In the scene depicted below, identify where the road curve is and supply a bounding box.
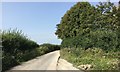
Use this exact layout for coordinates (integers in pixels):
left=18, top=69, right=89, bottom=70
left=9, top=50, right=81, bottom=71
left=11, top=50, right=60, bottom=70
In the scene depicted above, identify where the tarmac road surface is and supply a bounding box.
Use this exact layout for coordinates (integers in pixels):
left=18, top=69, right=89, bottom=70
left=10, top=50, right=82, bottom=71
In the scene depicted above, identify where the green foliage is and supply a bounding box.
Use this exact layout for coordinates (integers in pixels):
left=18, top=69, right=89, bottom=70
left=116, top=5, right=120, bottom=49
left=56, top=2, right=120, bottom=50
left=60, top=2, right=120, bottom=70
left=55, top=2, right=97, bottom=39
left=1, top=29, right=60, bottom=71
left=2, top=53, right=19, bottom=71
left=62, top=30, right=118, bottom=50
left=2, top=29, right=39, bottom=54
left=2, top=29, right=39, bottom=71
left=39, top=43, right=60, bottom=53
left=60, top=48, right=120, bottom=70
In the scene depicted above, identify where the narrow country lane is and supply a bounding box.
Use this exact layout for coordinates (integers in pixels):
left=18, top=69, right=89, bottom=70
left=11, top=50, right=60, bottom=70
left=8, top=50, right=83, bottom=71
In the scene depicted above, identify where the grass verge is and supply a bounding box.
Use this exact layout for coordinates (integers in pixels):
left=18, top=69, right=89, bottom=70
left=60, top=47, right=120, bottom=70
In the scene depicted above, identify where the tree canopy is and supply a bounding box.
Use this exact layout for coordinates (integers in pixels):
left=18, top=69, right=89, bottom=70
left=55, top=2, right=120, bottom=50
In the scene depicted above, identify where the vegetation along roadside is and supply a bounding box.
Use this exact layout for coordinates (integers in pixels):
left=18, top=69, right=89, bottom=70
left=1, top=29, right=60, bottom=71
left=55, top=2, right=120, bottom=70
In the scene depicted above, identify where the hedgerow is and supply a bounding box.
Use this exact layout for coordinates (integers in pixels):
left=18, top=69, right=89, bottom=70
left=1, top=29, right=60, bottom=71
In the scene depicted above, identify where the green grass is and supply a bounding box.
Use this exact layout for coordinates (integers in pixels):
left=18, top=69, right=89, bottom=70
left=60, top=48, right=120, bottom=70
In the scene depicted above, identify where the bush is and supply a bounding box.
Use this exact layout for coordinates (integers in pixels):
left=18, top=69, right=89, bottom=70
left=90, top=30, right=118, bottom=51
left=1, top=29, right=39, bottom=71
left=1, top=29, right=60, bottom=71
left=61, top=30, right=118, bottom=50
left=2, top=29, right=39, bottom=54
left=60, top=48, right=120, bottom=70
left=2, top=53, right=20, bottom=71
left=39, top=43, right=60, bottom=53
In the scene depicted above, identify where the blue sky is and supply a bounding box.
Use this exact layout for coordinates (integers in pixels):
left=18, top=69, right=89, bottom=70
left=2, top=2, right=118, bottom=45
left=3, top=2, right=77, bottom=45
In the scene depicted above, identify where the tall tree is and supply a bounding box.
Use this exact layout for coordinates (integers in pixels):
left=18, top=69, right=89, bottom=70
left=55, top=2, right=97, bottom=39
left=95, top=2, right=118, bottom=31
left=56, top=2, right=119, bottom=49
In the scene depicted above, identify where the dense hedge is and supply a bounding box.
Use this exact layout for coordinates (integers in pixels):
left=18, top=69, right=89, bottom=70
left=2, top=29, right=39, bottom=53
left=1, top=29, right=60, bottom=71
left=61, top=30, right=119, bottom=51
left=39, top=43, right=60, bottom=53
left=1, top=29, right=39, bottom=71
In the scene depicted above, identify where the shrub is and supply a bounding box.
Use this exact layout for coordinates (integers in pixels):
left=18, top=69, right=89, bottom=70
left=2, top=29, right=39, bottom=71
left=2, top=29, right=39, bottom=54
left=61, top=30, right=118, bottom=50
left=2, top=53, right=20, bottom=71
left=60, top=48, right=119, bottom=70
left=2, top=29, right=60, bottom=71
left=39, top=43, right=60, bottom=53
